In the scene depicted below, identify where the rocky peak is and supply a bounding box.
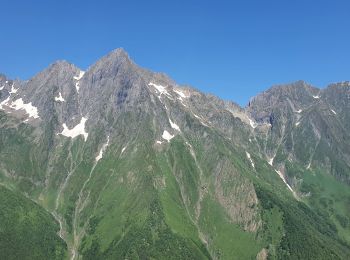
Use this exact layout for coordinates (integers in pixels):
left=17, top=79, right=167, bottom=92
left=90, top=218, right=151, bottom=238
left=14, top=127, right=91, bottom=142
left=249, top=81, right=319, bottom=106
left=247, top=81, right=321, bottom=122
left=85, top=48, right=136, bottom=81
left=49, top=60, right=79, bottom=71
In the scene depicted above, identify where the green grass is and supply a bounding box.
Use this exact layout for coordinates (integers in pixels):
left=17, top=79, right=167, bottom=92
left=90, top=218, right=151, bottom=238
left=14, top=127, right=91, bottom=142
left=0, top=185, right=67, bottom=260
left=299, top=167, right=350, bottom=244
left=1, top=109, right=350, bottom=260
left=255, top=184, right=350, bottom=259
left=199, top=196, right=261, bottom=260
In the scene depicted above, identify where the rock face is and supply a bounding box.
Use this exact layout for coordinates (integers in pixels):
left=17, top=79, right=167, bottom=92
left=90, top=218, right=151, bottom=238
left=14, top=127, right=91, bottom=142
left=0, top=48, right=350, bottom=259
left=247, top=80, right=350, bottom=185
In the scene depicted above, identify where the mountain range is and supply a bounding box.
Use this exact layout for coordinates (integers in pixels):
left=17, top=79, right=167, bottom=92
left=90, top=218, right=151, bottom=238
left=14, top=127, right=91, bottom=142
left=0, top=48, right=350, bottom=259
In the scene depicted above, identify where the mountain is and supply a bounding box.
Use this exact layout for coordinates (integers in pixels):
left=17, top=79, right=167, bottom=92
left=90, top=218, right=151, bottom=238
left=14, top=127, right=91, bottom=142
left=0, top=48, right=350, bottom=260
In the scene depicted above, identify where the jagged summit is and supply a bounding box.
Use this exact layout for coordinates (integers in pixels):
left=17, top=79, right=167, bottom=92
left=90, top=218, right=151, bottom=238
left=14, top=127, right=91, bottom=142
left=96, top=48, right=132, bottom=67
left=107, top=47, right=130, bottom=59
left=86, top=48, right=134, bottom=75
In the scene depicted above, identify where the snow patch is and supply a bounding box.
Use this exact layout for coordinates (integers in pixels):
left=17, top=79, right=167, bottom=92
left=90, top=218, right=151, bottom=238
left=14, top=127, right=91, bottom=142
left=95, top=136, right=110, bottom=162
left=191, top=112, right=209, bottom=126
left=169, top=118, right=180, bottom=131
left=275, top=169, right=294, bottom=192
left=162, top=130, right=174, bottom=142
left=0, top=96, right=10, bottom=110
left=59, top=117, right=88, bottom=141
left=201, top=121, right=209, bottom=127
left=312, top=95, right=320, bottom=99
left=149, top=82, right=167, bottom=93
left=295, top=121, right=300, bottom=126
left=73, top=71, right=85, bottom=81
left=0, top=85, right=4, bottom=91
left=55, top=92, right=65, bottom=102
left=121, top=146, right=127, bottom=154
left=246, top=152, right=255, bottom=168
left=306, top=162, right=311, bottom=170
left=9, top=84, right=18, bottom=94
left=156, top=140, right=163, bottom=145
left=249, top=118, right=257, bottom=128
left=268, top=156, right=274, bottom=166
left=75, top=82, right=80, bottom=93
left=192, top=113, right=201, bottom=119
left=331, top=109, right=337, bottom=115
left=8, top=98, right=39, bottom=119
left=148, top=82, right=174, bottom=104
left=296, top=109, right=302, bottom=113
left=73, top=71, right=85, bottom=93
left=173, top=88, right=190, bottom=101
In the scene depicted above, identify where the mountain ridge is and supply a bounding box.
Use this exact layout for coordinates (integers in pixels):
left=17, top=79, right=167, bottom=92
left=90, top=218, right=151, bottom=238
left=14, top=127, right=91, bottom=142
left=2, top=48, right=348, bottom=111
left=0, top=48, right=350, bottom=259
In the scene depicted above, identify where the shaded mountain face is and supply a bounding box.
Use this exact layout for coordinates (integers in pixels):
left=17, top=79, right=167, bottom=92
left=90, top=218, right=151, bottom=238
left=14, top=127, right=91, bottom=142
left=0, top=49, right=350, bottom=260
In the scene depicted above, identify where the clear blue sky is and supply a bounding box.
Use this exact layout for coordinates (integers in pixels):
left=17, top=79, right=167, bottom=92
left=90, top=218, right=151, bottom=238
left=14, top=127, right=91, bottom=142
left=0, top=0, right=349, bottom=106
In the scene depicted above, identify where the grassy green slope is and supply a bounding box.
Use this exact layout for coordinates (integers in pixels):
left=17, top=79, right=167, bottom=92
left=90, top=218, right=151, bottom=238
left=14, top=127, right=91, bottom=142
left=1, top=109, right=350, bottom=260
left=0, top=185, right=67, bottom=260
left=285, top=162, right=350, bottom=244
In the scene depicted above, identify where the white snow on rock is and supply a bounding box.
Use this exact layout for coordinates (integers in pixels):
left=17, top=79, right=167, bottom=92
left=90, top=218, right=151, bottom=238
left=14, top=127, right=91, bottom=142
left=312, top=95, right=320, bottom=99
left=169, top=118, right=180, bottom=131
left=296, top=109, right=302, bottom=113
left=5, top=81, right=8, bottom=84
left=73, top=70, right=85, bottom=81
left=246, top=152, right=255, bottom=169
left=0, top=96, right=10, bottom=110
left=162, top=130, right=174, bottom=142
left=192, top=113, right=201, bottom=119
left=268, top=156, right=274, bottom=166
left=8, top=98, right=39, bottom=119
left=306, top=162, right=311, bottom=170
left=75, top=82, right=81, bottom=93
left=55, top=92, right=65, bottom=102
left=74, top=71, right=85, bottom=93
left=275, top=169, right=294, bottom=192
left=173, top=88, right=190, bottom=101
left=295, top=121, right=300, bottom=126
left=201, top=120, right=209, bottom=127
left=60, top=117, right=88, bottom=141
left=249, top=118, right=257, bottom=128
left=9, top=84, right=18, bottom=94
left=0, top=85, right=4, bottom=91
left=149, top=82, right=167, bottom=93
left=331, top=109, right=337, bottom=115
left=95, top=136, right=110, bottom=162
left=156, top=140, right=163, bottom=144
left=191, top=112, right=209, bottom=126
left=121, top=146, right=127, bottom=154
left=148, top=82, right=173, bottom=99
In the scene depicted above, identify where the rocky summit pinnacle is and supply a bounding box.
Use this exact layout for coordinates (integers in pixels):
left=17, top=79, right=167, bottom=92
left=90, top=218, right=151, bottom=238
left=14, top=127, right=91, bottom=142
left=86, top=48, right=134, bottom=78
left=0, top=49, right=350, bottom=260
